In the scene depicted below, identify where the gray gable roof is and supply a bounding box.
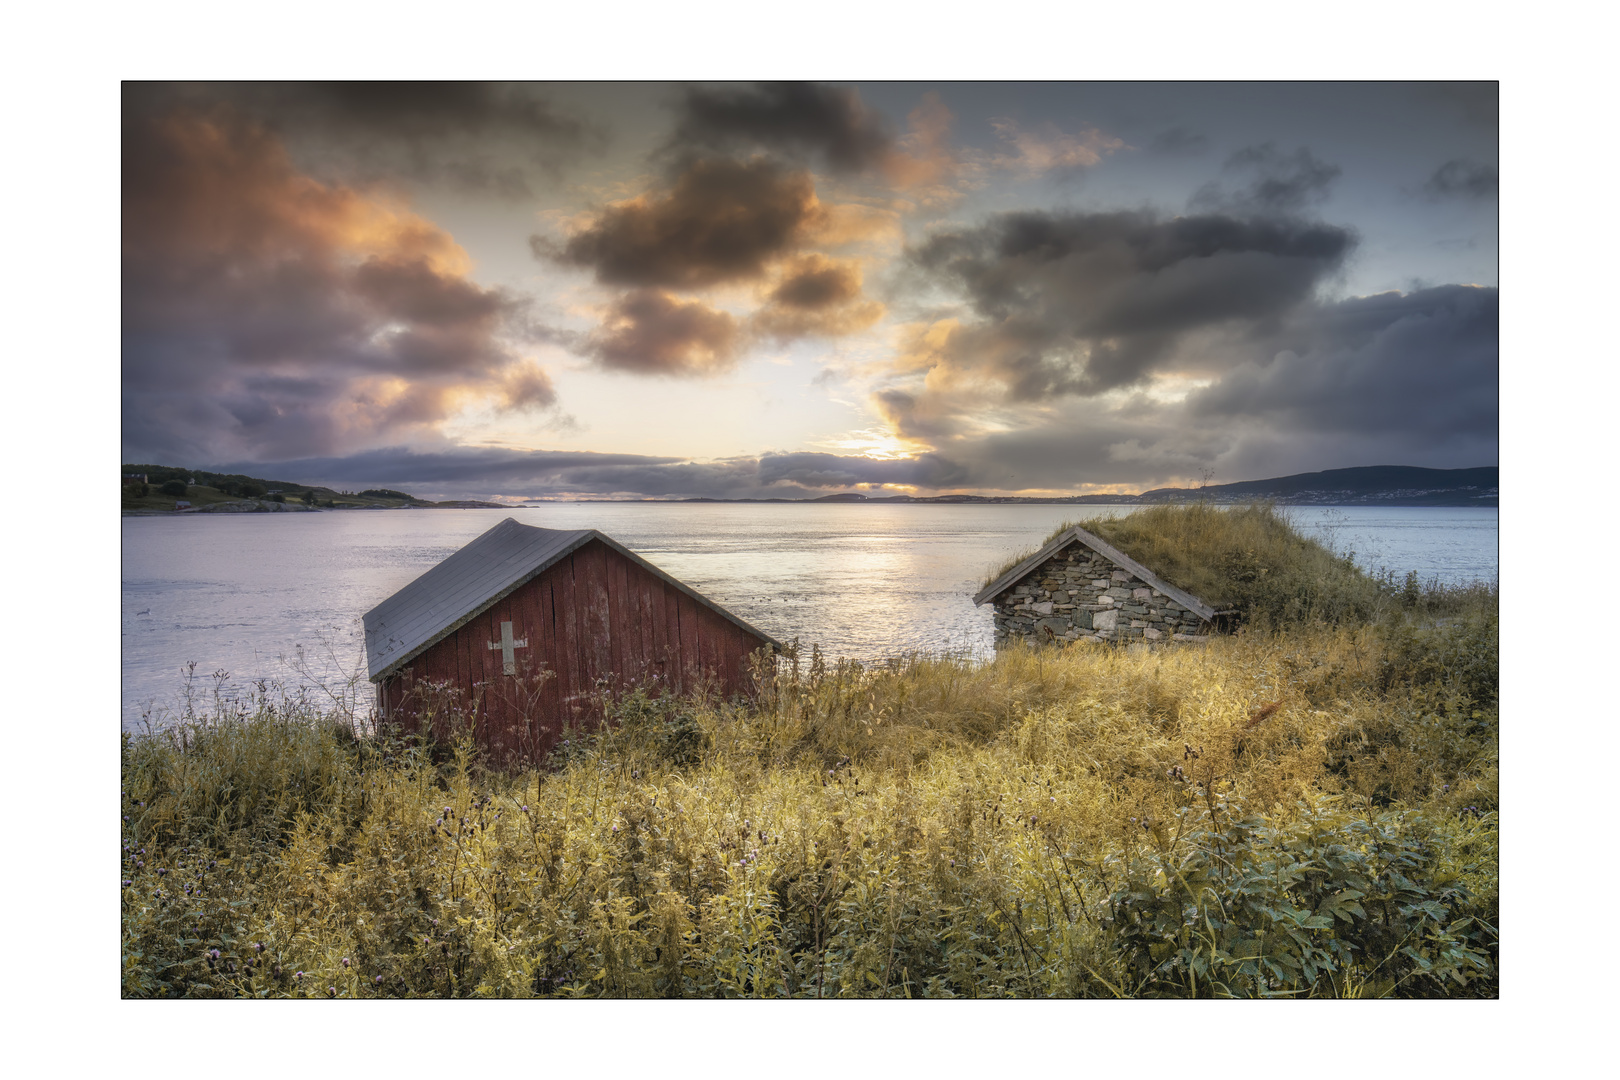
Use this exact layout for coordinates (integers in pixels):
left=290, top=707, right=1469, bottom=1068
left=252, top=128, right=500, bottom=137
left=363, top=517, right=780, bottom=682
left=972, top=524, right=1218, bottom=622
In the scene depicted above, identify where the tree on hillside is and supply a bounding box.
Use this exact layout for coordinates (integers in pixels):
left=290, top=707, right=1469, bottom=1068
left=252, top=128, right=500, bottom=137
left=160, top=480, right=188, bottom=497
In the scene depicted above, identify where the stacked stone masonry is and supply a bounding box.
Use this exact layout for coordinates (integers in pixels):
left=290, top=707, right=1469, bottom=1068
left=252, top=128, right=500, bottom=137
left=992, top=541, right=1210, bottom=647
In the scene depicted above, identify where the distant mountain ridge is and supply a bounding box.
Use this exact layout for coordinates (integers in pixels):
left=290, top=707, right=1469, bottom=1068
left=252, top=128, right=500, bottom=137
left=672, top=465, right=1498, bottom=507
left=126, top=461, right=1498, bottom=508
left=1136, top=465, right=1498, bottom=506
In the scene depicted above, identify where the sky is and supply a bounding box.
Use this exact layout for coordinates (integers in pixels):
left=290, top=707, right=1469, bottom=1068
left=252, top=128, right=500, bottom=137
left=121, top=81, right=1498, bottom=501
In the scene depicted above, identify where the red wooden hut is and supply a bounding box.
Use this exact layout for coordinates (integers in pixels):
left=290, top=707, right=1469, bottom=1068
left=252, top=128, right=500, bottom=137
left=363, top=518, right=780, bottom=764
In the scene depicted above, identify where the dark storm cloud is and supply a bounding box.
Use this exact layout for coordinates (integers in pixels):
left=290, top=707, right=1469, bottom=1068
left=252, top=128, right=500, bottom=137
left=1190, top=285, right=1498, bottom=437
left=873, top=285, right=1499, bottom=495
left=122, top=106, right=558, bottom=464
left=539, top=157, right=824, bottom=289
left=1423, top=158, right=1499, bottom=200
left=585, top=290, right=742, bottom=376
left=1192, top=144, right=1342, bottom=215
left=125, top=83, right=602, bottom=196
left=668, top=82, right=894, bottom=172
left=904, top=208, right=1355, bottom=400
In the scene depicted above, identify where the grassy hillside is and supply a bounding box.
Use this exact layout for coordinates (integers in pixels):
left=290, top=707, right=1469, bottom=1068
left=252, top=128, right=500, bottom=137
left=983, top=502, right=1481, bottom=628
left=121, top=584, right=1497, bottom=998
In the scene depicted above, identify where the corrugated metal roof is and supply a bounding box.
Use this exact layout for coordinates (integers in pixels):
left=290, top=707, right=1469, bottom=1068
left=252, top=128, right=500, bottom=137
left=363, top=517, right=780, bottom=682
left=971, top=524, right=1218, bottom=622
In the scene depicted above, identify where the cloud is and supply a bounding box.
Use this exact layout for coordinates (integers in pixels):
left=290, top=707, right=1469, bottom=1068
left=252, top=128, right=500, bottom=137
left=861, top=285, right=1498, bottom=496
left=125, top=83, right=601, bottom=196
left=856, top=206, right=1476, bottom=496
left=750, top=255, right=884, bottom=340
left=541, top=157, right=829, bottom=289
left=882, top=93, right=963, bottom=200
left=1192, top=144, right=1342, bottom=215
left=122, top=106, right=558, bottom=464
left=201, top=443, right=980, bottom=501
left=668, top=82, right=894, bottom=172
left=755, top=451, right=967, bottom=489
left=584, top=290, right=742, bottom=376
left=1190, top=285, right=1498, bottom=438
left=201, top=279, right=1496, bottom=506
left=983, top=117, right=1126, bottom=176
left=900, top=208, right=1355, bottom=406
left=539, top=155, right=893, bottom=371
left=1423, top=158, right=1498, bottom=200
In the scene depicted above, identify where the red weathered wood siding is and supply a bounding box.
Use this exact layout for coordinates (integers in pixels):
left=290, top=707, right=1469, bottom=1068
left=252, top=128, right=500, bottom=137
left=379, top=538, right=768, bottom=765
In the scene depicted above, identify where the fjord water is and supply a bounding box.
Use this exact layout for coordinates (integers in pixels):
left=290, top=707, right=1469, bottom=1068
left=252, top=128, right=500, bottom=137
left=120, top=503, right=1498, bottom=729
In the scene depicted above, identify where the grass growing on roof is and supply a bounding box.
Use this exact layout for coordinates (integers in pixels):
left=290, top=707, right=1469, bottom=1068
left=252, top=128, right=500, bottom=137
left=981, top=502, right=1424, bottom=627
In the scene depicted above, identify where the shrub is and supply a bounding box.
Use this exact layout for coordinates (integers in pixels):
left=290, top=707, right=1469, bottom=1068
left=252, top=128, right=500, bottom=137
left=1106, top=799, right=1494, bottom=997
left=160, top=480, right=188, bottom=497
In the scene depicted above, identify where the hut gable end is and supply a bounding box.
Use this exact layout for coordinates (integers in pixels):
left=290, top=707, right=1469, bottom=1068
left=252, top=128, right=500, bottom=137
left=363, top=519, right=780, bottom=765
left=974, top=525, right=1218, bottom=648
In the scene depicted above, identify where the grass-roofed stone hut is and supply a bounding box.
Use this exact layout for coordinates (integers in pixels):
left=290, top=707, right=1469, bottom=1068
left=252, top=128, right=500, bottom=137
left=975, top=524, right=1218, bottom=646
left=976, top=503, right=1401, bottom=647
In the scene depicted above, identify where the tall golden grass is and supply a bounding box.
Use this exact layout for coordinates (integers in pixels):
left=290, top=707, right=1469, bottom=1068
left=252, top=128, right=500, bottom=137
left=122, top=602, right=1498, bottom=998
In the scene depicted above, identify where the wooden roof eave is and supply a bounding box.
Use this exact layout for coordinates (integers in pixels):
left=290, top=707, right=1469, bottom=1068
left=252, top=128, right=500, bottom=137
left=368, top=527, right=782, bottom=684
left=972, top=525, right=1218, bottom=623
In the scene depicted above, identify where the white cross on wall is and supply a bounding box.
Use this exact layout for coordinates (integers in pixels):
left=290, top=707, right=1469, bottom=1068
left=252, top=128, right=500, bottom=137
left=487, top=621, right=528, bottom=675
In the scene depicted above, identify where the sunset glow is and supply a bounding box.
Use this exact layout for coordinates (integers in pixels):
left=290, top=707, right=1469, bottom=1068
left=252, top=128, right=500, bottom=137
left=122, top=82, right=1498, bottom=500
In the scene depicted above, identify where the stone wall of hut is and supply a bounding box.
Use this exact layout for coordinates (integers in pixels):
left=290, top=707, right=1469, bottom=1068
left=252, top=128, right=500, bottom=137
left=992, top=542, right=1210, bottom=647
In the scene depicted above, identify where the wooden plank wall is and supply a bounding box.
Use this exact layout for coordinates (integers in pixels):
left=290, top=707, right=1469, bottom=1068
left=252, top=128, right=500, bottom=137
left=382, top=538, right=769, bottom=766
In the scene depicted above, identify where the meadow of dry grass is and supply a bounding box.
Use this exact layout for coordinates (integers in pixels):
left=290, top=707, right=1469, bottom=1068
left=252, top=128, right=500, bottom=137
left=121, top=585, right=1498, bottom=998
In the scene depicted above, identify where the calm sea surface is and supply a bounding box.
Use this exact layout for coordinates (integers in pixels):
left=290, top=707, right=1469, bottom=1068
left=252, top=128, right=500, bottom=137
left=120, top=504, right=1498, bottom=729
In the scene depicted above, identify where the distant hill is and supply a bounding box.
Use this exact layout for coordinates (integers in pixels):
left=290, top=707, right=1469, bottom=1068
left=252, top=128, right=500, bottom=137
left=120, top=463, right=504, bottom=513
left=672, top=465, right=1498, bottom=507
left=1136, top=466, right=1497, bottom=506
left=128, top=461, right=1497, bottom=510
